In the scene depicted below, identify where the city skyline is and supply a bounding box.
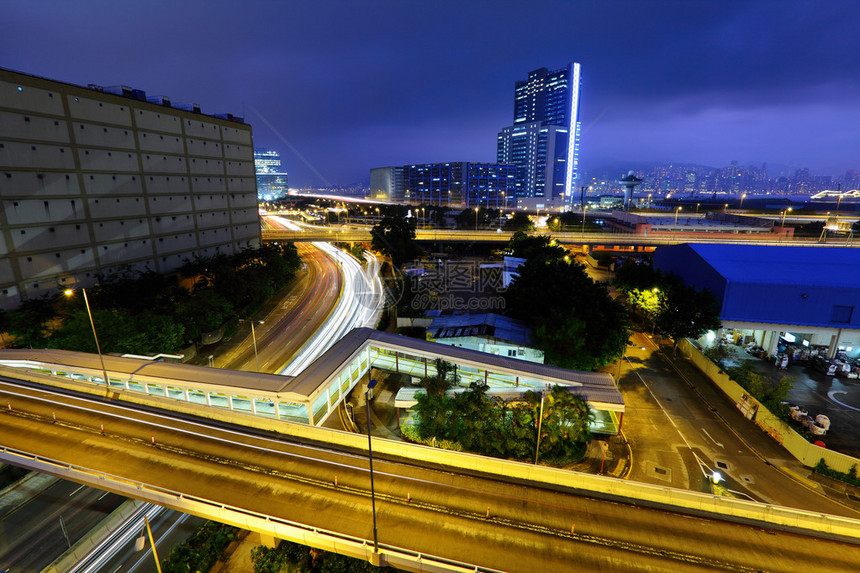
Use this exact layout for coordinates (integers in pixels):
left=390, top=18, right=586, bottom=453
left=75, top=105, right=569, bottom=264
left=3, top=1, right=859, bottom=187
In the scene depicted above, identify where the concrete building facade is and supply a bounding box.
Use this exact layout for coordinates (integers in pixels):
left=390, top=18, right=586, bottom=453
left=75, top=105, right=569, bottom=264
left=0, top=68, right=260, bottom=308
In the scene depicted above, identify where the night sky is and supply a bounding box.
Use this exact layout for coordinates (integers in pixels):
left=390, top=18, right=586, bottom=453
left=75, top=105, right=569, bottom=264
left=3, top=1, right=858, bottom=187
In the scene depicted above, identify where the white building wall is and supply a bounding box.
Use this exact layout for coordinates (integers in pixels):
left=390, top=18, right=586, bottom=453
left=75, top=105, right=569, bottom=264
left=0, top=68, right=261, bottom=308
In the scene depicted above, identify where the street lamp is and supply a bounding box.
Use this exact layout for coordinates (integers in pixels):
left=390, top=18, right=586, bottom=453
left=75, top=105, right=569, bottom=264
left=64, top=288, right=110, bottom=387
left=695, top=203, right=700, bottom=214
left=365, top=378, right=380, bottom=553
left=535, top=389, right=546, bottom=465
left=780, top=207, right=793, bottom=242
left=647, top=193, right=652, bottom=210
left=581, top=205, right=587, bottom=235
left=723, top=203, right=728, bottom=214
left=474, top=207, right=479, bottom=232
left=674, top=206, right=683, bottom=225
left=740, top=193, right=747, bottom=210
left=239, top=319, right=264, bottom=372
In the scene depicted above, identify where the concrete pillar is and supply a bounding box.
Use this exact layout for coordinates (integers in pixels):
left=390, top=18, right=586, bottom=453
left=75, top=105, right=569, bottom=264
left=766, top=331, right=780, bottom=357
left=249, top=531, right=278, bottom=548
left=828, top=329, right=843, bottom=359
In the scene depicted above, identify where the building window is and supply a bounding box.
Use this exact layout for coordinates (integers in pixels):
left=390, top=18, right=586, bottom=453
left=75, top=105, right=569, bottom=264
left=831, top=306, right=854, bottom=324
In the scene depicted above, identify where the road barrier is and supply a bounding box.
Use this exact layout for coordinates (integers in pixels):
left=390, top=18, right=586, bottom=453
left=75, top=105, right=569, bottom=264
left=678, top=338, right=860, bottom=475
left=4, top=365, right=860, bottom=543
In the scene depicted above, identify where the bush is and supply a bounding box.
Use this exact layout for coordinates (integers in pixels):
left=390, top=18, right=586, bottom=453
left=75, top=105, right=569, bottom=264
left=814, top=459, right=860, bottom=487
left=162, top=522, right=239, bottom=573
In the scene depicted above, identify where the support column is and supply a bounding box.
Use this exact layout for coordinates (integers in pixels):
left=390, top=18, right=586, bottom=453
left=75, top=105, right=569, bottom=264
left=828, top=329, right=843, bottom=359
left=766, top=330, right=780, bottom=357
left=250, top=532, right=277, bottom=548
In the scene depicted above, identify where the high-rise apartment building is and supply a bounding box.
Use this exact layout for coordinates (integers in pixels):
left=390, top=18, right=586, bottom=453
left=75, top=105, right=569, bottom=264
left=254, top=148, right=288, bottom=200
left=497, top=63, right=581, bottom=208
left=371, top=162, right=517, bottom=208
left=0, top=68, right=260, bottom=309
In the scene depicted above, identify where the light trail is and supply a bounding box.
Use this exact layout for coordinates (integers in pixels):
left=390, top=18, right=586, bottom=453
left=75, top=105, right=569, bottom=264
left=280, top=242, right=382, bottom=376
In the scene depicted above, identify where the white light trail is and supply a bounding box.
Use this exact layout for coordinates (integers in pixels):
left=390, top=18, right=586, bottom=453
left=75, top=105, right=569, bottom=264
left=279, top=242, right=382, bottom=376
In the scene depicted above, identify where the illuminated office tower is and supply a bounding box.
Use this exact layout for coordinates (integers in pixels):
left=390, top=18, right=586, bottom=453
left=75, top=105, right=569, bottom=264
left=254, top=149, right=289, bottom=200
left=496, top=63, right=581, bottom=208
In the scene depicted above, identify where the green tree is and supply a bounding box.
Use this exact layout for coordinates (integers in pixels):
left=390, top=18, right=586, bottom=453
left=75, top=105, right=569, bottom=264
left=455, top=207, right=496, bottom=229
left=5, top=297, right=55, bottom=347
left=653, top=276, right=722, bottom=351
left=371, top=216, right=424, bottom=268
left=503, top=211, right=535, bottom=232
left=505, top=232, right=564, bottom=260
left=506, top=256, right=629, bottom=370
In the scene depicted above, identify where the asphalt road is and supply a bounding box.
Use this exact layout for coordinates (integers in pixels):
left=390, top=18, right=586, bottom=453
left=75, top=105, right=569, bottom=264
left=2, top=380, right=860, bottom=572
left=217, top=242, right=343, bottom=374
left=0, top=477, right=124, bottom=572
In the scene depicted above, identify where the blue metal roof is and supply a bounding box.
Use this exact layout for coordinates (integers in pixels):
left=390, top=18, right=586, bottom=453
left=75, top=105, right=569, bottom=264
left=683, top=244, right=860, bottom=288
left=428, top=313, right=534, bottom=347
left=654, top=244, right=860, bottom=329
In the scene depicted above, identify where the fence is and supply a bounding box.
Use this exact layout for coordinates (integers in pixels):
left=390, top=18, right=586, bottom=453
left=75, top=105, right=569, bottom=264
left=679, top=338, right=860, bottom=474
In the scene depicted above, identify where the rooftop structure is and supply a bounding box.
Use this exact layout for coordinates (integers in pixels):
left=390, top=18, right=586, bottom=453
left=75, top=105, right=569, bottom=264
left=0, top=327, right=624, bottom=433
left=654, top=243, right=860, bottom=359
left=427, top=312, right=543, bottom=363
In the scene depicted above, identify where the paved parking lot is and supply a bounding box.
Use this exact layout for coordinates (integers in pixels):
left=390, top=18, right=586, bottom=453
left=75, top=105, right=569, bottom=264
left=720, top=344, right=860, bottom=458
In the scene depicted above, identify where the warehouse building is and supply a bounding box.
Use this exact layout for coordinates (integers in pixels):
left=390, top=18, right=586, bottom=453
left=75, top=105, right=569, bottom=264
left=0, top=67, right=260, bottom=309
left=654, top=243, right=860, bottom=361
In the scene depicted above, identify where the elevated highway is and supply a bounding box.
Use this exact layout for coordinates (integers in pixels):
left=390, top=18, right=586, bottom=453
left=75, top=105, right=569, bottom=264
left=1, top=377, right=860, bottom=572
left=262, top=226, right=857, bottom=248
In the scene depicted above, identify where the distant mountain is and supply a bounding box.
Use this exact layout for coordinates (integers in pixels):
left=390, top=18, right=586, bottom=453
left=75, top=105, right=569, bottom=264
left=583, top=161, right=718, bottom=180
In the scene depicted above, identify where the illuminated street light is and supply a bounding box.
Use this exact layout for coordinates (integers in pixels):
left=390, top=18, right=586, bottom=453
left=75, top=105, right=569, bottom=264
left=64, top=288, right=109, bottom=387
left=474, top=207, right=479, bottom=232
left=674, top=206, right=683, bottom=225
left=740, top=193, right=747, bottom=210
left=365, top=378, right=380, bottom=553
left=780, top=207, right=793, bottom=242
left=239, top=318, right=264, bottom=372
left=723, top=203, right=728, bottom=214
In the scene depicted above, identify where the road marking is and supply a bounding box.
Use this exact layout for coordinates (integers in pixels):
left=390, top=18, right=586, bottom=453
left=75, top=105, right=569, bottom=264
left=828, top=390, right=860, bottom=412
left=69, top=484, right=86, bottom=497
left=701, top=428, right=724, bottom=448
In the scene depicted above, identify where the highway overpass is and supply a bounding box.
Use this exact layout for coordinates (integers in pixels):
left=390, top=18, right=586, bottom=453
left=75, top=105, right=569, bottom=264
left=262, top=226, right=857, bottom=248
left=1, top=373, right=860, bottom=572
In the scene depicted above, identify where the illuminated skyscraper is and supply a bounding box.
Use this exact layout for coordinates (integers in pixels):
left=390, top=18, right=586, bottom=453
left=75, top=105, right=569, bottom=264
left=497, top=63, right=581, bottom=208
left=254, top=149, right=289, bottom=200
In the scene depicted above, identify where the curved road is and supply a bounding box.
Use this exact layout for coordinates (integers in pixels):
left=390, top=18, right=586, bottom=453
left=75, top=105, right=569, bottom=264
left=219, top=242, right=344, bottom=374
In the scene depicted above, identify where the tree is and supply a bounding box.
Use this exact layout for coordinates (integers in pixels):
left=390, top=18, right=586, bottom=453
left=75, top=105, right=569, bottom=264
left=6, top=297, right=55, bottom=347
left=371, top=216, right=424, bottom=268
left=505, top=232, right=565, bottom=260
left=503, top=211, right=535, bottom=232
left=454, top=207, right=495, bottom=229
left=505, top=256, right=629, bottom=370
left=653, top=275, right=722, bottom=351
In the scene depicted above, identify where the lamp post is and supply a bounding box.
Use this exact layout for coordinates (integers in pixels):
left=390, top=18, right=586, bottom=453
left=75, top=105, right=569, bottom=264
left=474, top=207, right=479, bottom=232
left=647, top=193, right=652, bottom=210
left=740, top=193, right=747, bottom=210
left=780, top=207, right=793, bottom=242
left=723, top=203, right=728, bottom=214
left=365, top=378, right=379, bottom=553
left=695, top=203, right=700, bottom=214
left=581, top=205, right=587, bottom=235
left=239, top=319, right=264, bottom=372
left=534, top=389, right=545, bottom=465
left=64, top=288, right=109, bottom=387
left=674, top=206, right=683, bottom=225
